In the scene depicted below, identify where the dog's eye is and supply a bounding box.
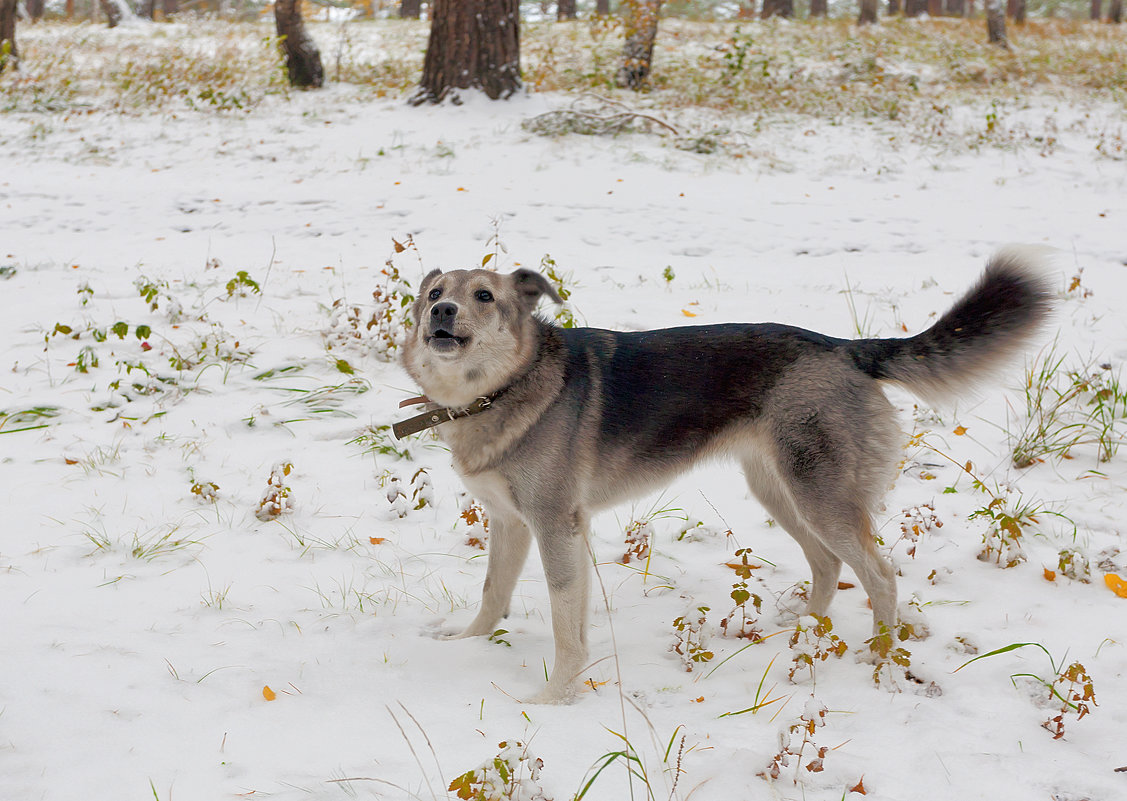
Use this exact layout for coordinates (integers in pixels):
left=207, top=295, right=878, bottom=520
left=428, top=288, right=442, bottom=301
left=474, top=289, right=495, bottom=303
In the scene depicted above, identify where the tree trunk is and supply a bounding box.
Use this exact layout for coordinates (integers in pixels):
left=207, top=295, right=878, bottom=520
left=859, top=0, right=879, bottom=23
left=985, top=0, right=1008, bottom=46
left=162, top=0, right=178, bottom=15
left=928, top=0, right=942, bottom=13
left=761, top=0, right=794, bottom=17
left=275, top=0, right=324, bottom=88
left=557, top=0, right=576, bottom=19
left=1090, top=0, right=1101, bottom=19
left=595, top=0, right=610, bottom=14
left=737, top=0, right=756, bottom=15
left=26, top=0, right=45, bottom=21
left=400, top=0, right=421, bottom=18
left=810, top=0, right=827, bottom=16
left=946, top=0, right=964, bottom=16
left=617, top=0, right=661, bottom=90
left=905, top=0, right=926, bottom=16
left=888, top=0, right=901, bottom=14
left=1110, top=0, right=1123, bottom=22
left=98, top=0, right=125, bottom=27
left=414, top=0, right=521, bottom=104
left=139, top=0, right=155, bottom=18
left=0, top=0, right=16, bottom=74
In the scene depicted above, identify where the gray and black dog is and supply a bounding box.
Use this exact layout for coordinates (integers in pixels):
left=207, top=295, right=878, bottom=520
left=399, top=249, right=1053, bottom=702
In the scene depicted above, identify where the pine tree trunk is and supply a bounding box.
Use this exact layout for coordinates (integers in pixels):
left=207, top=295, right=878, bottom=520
left=400, top=0, right=421, bottom=18
left=762, top=0, right=794, bottom=17
left=414, top=0, right=521, bottom=104
left=888, top=0, right=901, bottom=15
left=557, top=0, right=576, bottom=19
left=27, top=0, right=45, bottom=21
left=859, top=0, right=879, bottom=22
left=810, top=0, right=827, bottom=16
left=275, top=0, right=324, bottom=88
left=1110, top=0, right=1123, bottom=22
left=98, top=0, right=124, bottom=27
left=985, top=0, right=1008, bottom=46
left=0, top=0, right=16, bottom=73
left=1090, top=0, right=1101, bottom=19
left=617, top=0, right=661, bottom=90
left=596, top=0, right=610, bottom=14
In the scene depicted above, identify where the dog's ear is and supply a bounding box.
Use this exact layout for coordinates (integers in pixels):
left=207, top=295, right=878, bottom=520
left=419, top=268, right=443, bottom=292
left=511, top=269, right=563, bottom=313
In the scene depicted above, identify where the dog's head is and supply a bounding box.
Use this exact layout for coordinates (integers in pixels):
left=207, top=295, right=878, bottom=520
left=402, top=267, right=562, bottom=407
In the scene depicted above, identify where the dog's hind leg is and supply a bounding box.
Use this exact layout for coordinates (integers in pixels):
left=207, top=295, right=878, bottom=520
left=527, top=510, right=591, bottom=704
left=453, top=512, right=531, bottom=639
left=742, top=458, right=842, bottom=618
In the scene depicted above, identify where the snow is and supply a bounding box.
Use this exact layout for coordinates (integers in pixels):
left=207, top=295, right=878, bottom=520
left=2, top=67, right=1127, bottom=801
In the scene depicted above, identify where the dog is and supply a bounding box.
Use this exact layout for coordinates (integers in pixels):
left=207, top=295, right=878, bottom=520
left=398, top=249, right=1053, bottom=703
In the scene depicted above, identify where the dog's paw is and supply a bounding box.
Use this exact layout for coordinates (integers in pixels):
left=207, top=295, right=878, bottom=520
left=524, top=684, right=577, bottom=705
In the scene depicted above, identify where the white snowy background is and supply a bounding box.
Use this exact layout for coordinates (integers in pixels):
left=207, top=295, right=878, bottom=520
left=2, top=22, right=1127, bottom=801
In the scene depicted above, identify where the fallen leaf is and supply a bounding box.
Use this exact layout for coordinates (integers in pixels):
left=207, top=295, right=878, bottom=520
left=953, top=425, right=967, bottom=436
left=849, top=776, right=868, bottom=795
left=1043, top=568, right=1057, bottom=582
left=837, top=581, right=855, bottom=590
left=691, top=696, right=704, bottom=703
left=369, top=537, right=386, bottom=545
left=262, top=685, right=276, bottom=701
left=1104, top=573, right=1127, bottom=598
left=681, top=309, right=697, bottom=317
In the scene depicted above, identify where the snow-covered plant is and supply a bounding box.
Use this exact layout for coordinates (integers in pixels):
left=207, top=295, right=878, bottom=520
left=255, top=461, right=294, bottom=522
left=897, top=502, right=942, bottom=558
left=759, top=698, right=831, bottom=783
left=620, top=517, right=653, bottom=565
left=447, top=740, right=550, bottom=801
left=459, top=497, right=490, bottom=550
left=787, top=615, right=847, bottom=684
left=671, top=605, right=713, bottom=671
left=865, top=622, right=914, bottom=690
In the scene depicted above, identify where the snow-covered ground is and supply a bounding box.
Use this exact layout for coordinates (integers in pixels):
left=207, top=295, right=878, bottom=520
left=2, top=74, right=1126, bottom=801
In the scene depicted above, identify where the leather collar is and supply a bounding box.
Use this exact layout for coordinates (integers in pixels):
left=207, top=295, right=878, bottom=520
left=392, top=391, right=503, bottom=439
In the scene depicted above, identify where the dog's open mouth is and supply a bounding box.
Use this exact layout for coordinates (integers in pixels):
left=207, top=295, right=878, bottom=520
left=427, top=329, right=469, bottom=350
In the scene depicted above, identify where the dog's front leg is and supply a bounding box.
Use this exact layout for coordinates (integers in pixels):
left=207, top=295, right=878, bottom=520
left=527, top=511, right=590, bottom=704
left=452, top=512, right=532, bottom=639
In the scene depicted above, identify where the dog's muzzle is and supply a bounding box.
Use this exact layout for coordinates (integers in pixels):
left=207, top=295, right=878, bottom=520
left=426, top=302, right=468, bottom=350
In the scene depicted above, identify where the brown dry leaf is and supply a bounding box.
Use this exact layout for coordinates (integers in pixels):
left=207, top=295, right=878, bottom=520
left=849, top=776, right=868, bottom=795
left=369, top=537, right=387, bottom=545
left=1044, top=568, right=1057, bottom=582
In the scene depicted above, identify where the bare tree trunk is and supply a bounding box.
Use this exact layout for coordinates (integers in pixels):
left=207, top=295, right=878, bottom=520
left=596, top=0, right=610, bottom=14
left=761, top=0, right=794, bottom=17
left=617, top=0, right=661, bottom=90
left=985, top=0, right=1008, bottom=45
left=139, top=0, right=155, bottom=18
left=0, top=0, right=16, bottom=73
left=1110, top=0, right=1123, bottom=21
left=810, top=0, right=827, bottom=16
left=162, top=0, right=178, bottom=15
left=859, top=0, right=879, bottom=23
left=414, top=0, right=521, bottom=103
left=888, top=0, right=901, bottom=14
left=400, top=0, right=421, bottom=18
left=275, top=0, right=324, bottom=88
left=905, top=0, right=926, bottom=16
left=1090, top=0, right=1101, bottom=19
left=946, top=0, right=965, bottom=15
left=26, top=0, right=45, bottom=21
left=557, top=0, right=576, bottom=19
left=98, top=0, right=123, bottom=27
left=1012, top=0, right=1025, bottom=22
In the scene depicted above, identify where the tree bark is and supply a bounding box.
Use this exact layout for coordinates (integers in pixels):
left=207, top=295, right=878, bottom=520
left=617, top=0, right=661, bottom=90
left=904, top=0, right=926, bottom=16
left=98, top=0, right=124, bottom=27
left=810, top=0, right=827, bottom=16
left=859, top=0, right=879, bottom=23
left=888, top=0, right=901, bottom=14
left=946, top=0, right=964, bottom=15
left=400, top=0, right=421, bottom=18
left=761, top=0, right=794, bottom=17
left=985, top=0, right=1008, bottom=46
left=595, top=0, right=610, bottom=14
left=414, top=0, right=521, bottom=104
left=26, top=0, right=45, bottom=21
left=557, top=0, right=576, bottom=19
left=1110, top=0, right=1123, bottom=22
left=1090, top=0, right=1101, bottom=19
left=275, top=0, right=324, bottom=88
left=0, top=0, right=16, bottom=73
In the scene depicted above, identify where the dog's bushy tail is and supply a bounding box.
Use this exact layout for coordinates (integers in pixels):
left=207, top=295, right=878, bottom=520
left=848, top=247, right=1056, bottom=407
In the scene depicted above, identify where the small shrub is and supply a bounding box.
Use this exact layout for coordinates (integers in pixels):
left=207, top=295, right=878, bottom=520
left=671, top=605, right=713, bottom=671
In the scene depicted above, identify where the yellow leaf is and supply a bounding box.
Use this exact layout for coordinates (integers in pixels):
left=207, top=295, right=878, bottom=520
left=953, top=425, right=967, bottom=436
left=681, top=309, right=697, bottom=317
left=392, top=238, right=406, bottom=253
left=1043, top=568, right=1056, bottom=582
left=1105, top=573, right=1127, bottom=598
left=262, top=685, right=277, bottom=701
left=369, top=537, right=387, bottom=545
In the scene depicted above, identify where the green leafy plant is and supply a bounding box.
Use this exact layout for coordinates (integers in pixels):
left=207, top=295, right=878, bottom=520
left=671, top=605, right=713, bottom=671
left=448, top=740, right=549, bottom=801
left=720, top=547, right=764, bottom=641
left=787, top=615, right=848, bottom=683
left=957, top=642, right=1097, bottom=740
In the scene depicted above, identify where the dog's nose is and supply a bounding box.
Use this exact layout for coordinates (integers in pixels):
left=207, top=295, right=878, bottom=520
left=430, top=302, right=458, bottom=326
